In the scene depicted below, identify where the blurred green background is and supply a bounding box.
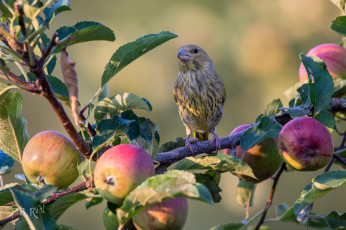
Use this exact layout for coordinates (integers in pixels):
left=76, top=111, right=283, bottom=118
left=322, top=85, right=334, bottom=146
left=3, top=0, right=346, bottom=229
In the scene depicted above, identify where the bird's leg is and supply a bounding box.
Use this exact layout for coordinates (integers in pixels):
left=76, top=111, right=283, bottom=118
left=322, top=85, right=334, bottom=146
left=185, top=126, right=198, bottom=152
left=209, top=128, right=221, bottom=153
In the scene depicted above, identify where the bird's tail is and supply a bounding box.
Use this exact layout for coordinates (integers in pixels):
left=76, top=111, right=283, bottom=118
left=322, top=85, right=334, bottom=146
left=194, top=132, right=209, bottom=141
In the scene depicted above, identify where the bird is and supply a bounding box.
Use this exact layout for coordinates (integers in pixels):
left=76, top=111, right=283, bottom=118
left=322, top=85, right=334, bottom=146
left=173, top=44, right=226, bottom=152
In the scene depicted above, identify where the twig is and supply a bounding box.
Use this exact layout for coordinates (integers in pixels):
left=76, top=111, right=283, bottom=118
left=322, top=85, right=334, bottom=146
left=0, top=180, right=91, bottom=226
left=39, top=32, right=57, bottom=64
left=30, top=63, right=91, bottom=157
left=333, top=154, right=346, bottom=166
left=2, top=71, right=40, bottom=93
left=254, top=163, right=286, bottom=230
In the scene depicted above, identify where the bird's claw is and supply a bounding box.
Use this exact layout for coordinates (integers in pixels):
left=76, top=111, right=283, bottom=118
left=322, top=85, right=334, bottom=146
left=185, top=138, right=199, bottom=152
left=209, top=133, right=220, bottom=153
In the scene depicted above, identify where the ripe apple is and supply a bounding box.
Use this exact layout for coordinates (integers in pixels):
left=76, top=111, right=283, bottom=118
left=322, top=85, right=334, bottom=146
left=277, top=117, right=334, bottom=171
left=132, top=197, right=188, bottom=230
left=94, top=144, right=155, bottom=205
left=299, top=43, right=346, bottom=81
left=224, top=124, right=283, bottom=183
left=21, top=131, right=82, bottom=189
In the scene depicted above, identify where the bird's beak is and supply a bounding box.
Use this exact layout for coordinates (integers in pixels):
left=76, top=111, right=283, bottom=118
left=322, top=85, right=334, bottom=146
left=177, top=49, right=191, bottom=62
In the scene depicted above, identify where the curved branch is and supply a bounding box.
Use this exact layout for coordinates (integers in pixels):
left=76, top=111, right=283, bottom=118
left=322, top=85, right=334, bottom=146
left=30, top=63, right=91, bottom=157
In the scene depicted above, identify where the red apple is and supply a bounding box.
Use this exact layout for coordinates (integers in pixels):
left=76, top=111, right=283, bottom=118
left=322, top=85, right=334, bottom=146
left=299, top=43, right=346, bottom=81
left=277, top=117, right=334, bottom=171
left=21, top=131, right=82, bottom=189
left=132, top=197, right=188, bottom=230
left=94, top=144, right=155, bottom=205
left=225, top=124, right=283, bottom=183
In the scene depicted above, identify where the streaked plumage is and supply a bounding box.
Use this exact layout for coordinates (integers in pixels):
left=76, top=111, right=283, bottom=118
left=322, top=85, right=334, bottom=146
left=173, top=45, right=226, bottom=151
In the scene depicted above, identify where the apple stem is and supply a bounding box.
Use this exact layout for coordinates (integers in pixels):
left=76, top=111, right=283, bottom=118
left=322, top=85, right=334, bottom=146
left=37, top=175, right=46, bottom=185
left=106, top=175, right=115, bottom=185
left=254, top=162, right=286, bottom=230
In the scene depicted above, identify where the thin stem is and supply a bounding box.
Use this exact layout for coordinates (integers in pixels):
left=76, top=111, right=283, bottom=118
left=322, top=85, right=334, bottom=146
left=333, top=154, right=346, bottom=166
left=40, top=32, right=57, bottom=64
left=255, top=163, right=286, bottom=230
left=14, top=61, right=30, bottom=82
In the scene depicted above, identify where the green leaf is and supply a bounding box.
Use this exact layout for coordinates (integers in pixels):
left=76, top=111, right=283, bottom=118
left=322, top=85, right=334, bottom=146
left=314, top=107, right=335, bottom=131
left=331, top=16, right=346, bottom=35
left=264, top=98, right=283, bottom=116
left=19, top=73, right=71, bottom=108
left=276, top=203, right=290, bottom=218
left=195, top=173, right=222, bottom=203
left=277, top=206, right=297, bottom=222
left=280, top=106, right=310, bottom=118
left=0, top=150, right=14, bottom=175
left=136, top=117, right=160, bottom=158
left=240, top=115, right=282, bottom=153
left=0, top=92, right=29, bottom=162
left=10, top=185, right=58, bottom=230
left=53, top=21, right=115, bottom=53
left=174, top=154, right=256, bottom=180
left=46, top=55, right=57, bottom=75
left=0, top=187, right=15, bottom=206
left=0, top=81, right=16, bottom=102
left=48, top=193, right=87, bottom=220
left=32, top=185, right=57, bottom=202
left=47, top=74, right=71, bottom=107
left=85, top=196, right=103, bottom=209
left=43, top=0, right=71, bottom=25
left=92, top=116, right=135, bottom=152
left=323, top=211, right=346, bottom=229
left=299, top=54, right=334, bottom=115
left=98, top=85, right=109, bottom=102
left=210, top=223, right=244, bottom=230
left=94, top=92, right=152, bottom=122
left=294, top=171, right=346, bottom=216
left=103, top=204, right=119, bottom=230
left=101, top=31, right=177, bottom=87
left=236, top=180, right=256, bottom=208
left=117, top=170, right=212, bottom=224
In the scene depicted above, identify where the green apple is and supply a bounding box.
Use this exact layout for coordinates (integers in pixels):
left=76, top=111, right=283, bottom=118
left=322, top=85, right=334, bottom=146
left=225, top=124, right=283, bottom=183
left=94, top=144, right=155, bottom=205
left=22, top=131, right=82, bottom=189
left=133, top=198, right=188, bottom=230
left=277, top=117, right=334, bottom=171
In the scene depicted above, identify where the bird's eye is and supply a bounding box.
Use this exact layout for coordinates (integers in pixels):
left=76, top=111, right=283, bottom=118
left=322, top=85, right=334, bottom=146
left=193, top=48, right=199, bottom=54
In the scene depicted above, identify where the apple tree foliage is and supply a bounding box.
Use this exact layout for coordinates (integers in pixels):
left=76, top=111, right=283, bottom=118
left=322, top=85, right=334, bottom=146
left=0, top=0, right=345, bottom=229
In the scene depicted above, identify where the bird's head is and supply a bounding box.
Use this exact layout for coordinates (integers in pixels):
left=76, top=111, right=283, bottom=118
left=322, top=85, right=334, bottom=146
left=177, top=45, right=213, bottom=72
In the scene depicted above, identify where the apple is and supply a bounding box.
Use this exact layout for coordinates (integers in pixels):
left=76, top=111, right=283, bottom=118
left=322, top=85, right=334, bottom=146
left=132, top=197, right=188, bottom=230
left=94, top=144, right=155, bottom=205
left=277, top=117, right=334, bottom=171
left=224, top=124, right=283, bottom=183
left=21, top=131, right=82, bottom=189
left=299, top=43, right=346, bottom=81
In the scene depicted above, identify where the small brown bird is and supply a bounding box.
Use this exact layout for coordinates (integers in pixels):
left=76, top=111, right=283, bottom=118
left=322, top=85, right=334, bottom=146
left=173, top=44, right=226, bottom=152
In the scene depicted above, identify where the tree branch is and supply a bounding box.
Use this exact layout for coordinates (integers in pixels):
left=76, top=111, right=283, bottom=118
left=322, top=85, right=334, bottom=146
left=154, top=130, right=245, bottom=165
left=29, top=63, right=91, bottom=157
left=255, top=163, right=287, bottom=230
